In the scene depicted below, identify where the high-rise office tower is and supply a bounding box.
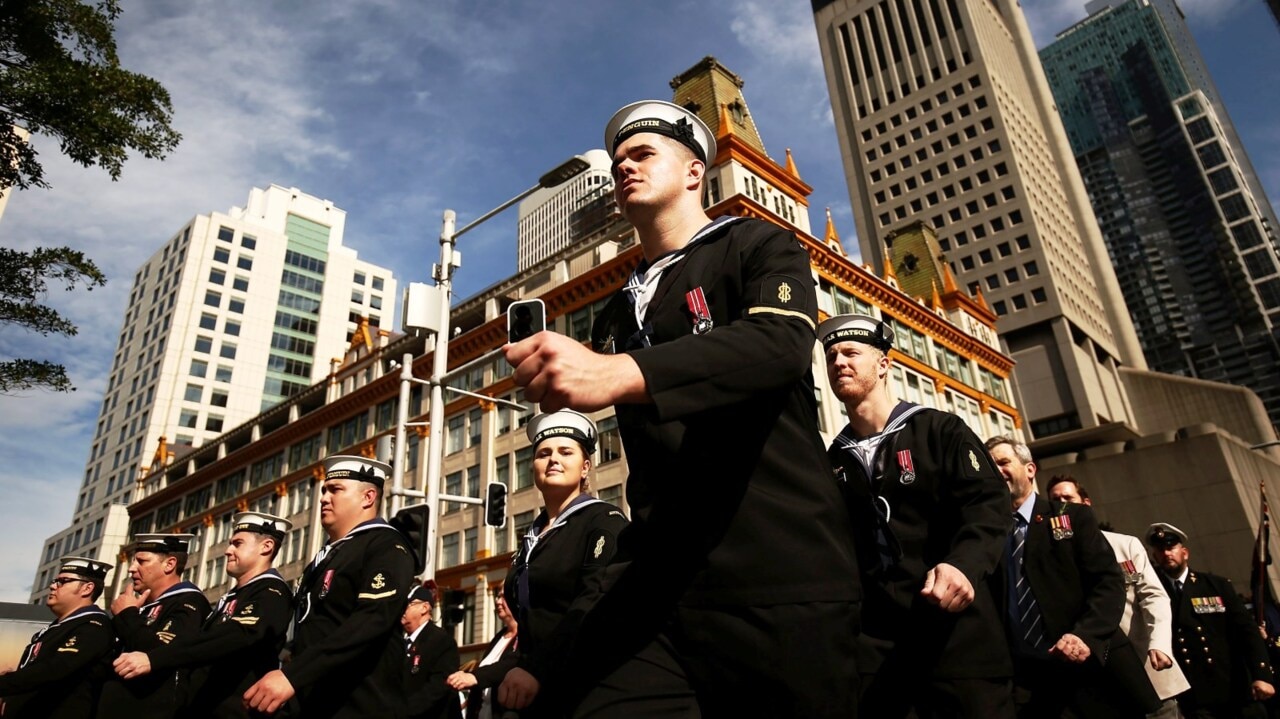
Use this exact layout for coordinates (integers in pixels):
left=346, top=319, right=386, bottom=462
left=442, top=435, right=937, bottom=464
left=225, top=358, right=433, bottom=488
left=27, top=185, right=396, bottom=601
left=812, top=0, right=1148, bottom=438
left=516, top=150, right=615, bottom=271
left=1040, top=0, right=1280, bottom=421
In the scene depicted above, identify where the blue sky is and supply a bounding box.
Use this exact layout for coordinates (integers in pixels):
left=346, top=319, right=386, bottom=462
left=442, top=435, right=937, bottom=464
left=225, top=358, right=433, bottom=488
left=0, top=0, right=1276, bottom=601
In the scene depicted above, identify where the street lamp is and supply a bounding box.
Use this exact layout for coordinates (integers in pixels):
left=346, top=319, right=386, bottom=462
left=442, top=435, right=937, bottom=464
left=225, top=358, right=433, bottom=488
left=390, top=154, right=591, bottom=580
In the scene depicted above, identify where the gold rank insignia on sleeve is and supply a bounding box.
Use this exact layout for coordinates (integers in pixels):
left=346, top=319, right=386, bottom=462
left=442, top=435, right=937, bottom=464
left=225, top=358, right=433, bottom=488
left=968, top=449, right=980, bottom=471
left=156, top=631, right=176, bottom=644
left=358, top=573, right=396, bottom=600
left=593, top=536, right=606, bottom=559
left=777, top=282, right=792, bottom=303
left=232, top=617, right=261, bottom=625
left=242, top=603, right=255, bottom=615
left=57, top=636, right=79, bottom=652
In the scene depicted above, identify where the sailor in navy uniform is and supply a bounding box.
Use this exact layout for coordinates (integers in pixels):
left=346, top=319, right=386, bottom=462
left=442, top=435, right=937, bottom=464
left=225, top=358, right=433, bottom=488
left=400, top=584, right=462, bottom=719
left=505, top=100, right=860, bottom=718
left=113, top=512, right=295, bottom=718
left=496, top=410, right=627, bottom=718
left=99, top=533, right=211, bottom=718
left=1147, top=522, right=1275, bottom=717
left=821, top=314, right=1015, bottom=718
left=243, top=456, right=415, bottom=718
left=0, top=557, right=115, bottom=718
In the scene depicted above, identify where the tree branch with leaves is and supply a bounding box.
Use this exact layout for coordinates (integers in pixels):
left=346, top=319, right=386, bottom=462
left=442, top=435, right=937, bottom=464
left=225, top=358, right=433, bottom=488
left=0, top=0, right=179, bottom=392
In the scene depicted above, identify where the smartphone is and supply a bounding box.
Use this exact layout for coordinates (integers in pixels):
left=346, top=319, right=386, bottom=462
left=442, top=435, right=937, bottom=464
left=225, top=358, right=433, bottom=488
left=507, top=298, right=546, bottom=344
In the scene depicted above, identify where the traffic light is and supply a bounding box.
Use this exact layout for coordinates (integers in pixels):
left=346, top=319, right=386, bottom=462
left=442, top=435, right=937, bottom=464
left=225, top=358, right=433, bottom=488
left=485, top=482, right=508, bottom=528
left=441, top=589, right=467, bottom=627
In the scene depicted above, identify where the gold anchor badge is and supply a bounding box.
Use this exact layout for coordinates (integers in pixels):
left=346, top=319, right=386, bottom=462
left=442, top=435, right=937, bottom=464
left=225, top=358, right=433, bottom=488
left=371, top=573, right=386, bottom=590
left=968, top=449, right=980, bottom=471
left=593, top=536, right=606, bottom=559
left=777, top=282, right=792, bottom=303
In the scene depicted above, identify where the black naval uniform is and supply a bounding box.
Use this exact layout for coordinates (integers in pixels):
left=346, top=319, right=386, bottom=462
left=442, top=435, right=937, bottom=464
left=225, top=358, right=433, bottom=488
left=283, top=518, right=415, bottom=719
left=504, top=494, right=627, bottom=719
left=402, top=621, right=463, bottom=719
left=1160, top=568, right=1274, bottom=717
left=0, top=605, right=115, bottom=719
left=145, top=569, right=293, bottom=718
left=584, top=216, right=861, bottom=717
left=99, top=580, right=211, bottom=718
left=1003, top=497, right=1157, bottom=718
left=829, top=401, right=1014, bottom=717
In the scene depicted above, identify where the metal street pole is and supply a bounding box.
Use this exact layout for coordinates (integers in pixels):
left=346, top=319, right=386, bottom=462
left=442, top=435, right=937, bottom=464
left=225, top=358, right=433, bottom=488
left=414, top=154, right=591, bottom=581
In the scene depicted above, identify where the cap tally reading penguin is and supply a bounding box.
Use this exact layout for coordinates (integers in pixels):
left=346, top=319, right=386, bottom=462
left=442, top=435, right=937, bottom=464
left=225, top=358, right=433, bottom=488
left=605, top=100, right=716, bottom=164
left=527, top=409, right=598, bottom=456
left=817, top=313, right=895, bottom=353
left=131, top=533, right=195, bottom=554
left=322, top=455, right=391, bottom=488
left=57, top=556, right=112, bottom=583
left=232, top=511, right=292, bottom=541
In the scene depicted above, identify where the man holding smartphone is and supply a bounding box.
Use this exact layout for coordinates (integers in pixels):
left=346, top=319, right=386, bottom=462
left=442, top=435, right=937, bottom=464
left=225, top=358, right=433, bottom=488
left=503, top=100, right=860, bottom=717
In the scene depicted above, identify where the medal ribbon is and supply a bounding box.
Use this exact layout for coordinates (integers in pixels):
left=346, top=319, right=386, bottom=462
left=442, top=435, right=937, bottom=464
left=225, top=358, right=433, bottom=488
left=685, top=287, right=711, bottom=324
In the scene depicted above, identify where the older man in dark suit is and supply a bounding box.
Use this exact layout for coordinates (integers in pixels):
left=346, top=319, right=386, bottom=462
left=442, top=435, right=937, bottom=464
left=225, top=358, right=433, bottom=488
left=987, top=436, right=1159, bottom=718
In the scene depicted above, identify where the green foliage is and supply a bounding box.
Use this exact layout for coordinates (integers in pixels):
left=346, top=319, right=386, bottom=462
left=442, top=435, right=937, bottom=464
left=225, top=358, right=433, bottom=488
left=0, top=246, right=105, bottom=392
left=0, top=0, right=181, bottom=190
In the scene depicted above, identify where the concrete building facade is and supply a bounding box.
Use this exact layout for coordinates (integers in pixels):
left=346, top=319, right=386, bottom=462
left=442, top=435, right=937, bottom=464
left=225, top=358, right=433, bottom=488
left=27, top=186, right=395, bottom=601
left=516, top=150, right=615, bottom=271
left=812, top=0, right=1148, bottom=440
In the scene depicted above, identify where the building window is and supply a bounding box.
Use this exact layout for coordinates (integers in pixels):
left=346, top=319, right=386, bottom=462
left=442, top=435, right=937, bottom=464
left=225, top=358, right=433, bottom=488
left=372, top=276, right=384, bottom=291
left=225, top=320, right=241, bottom=336
left=217, top=226, right=234, bottom=243
left=354, top=271, right=366, bottom=285
left=190, top=360, right=208, bottom=378
left=206, top=416, right=224, bottom=432
left=194, top=335, right=213, bottom=353
left=598, top=416, right=622, bottom=464
left=215, top=365, right=233, bottom=382
left=179, top=410, right=198, bottom=428
left=228, top=298, right=245, bottom=314
left=446, top=415, right=465, bottom=454
left=204, top=291, right=221, bottom=308
left=213, top=247, right=230, bottom=264
left=220, top=343, right=237, bottom=360
left=233, top=276, right=249, bottom=292
left=184, top=384, right=202, bottom=403
left=241, top=235, right=257, bottom=249
left=209, top=268, right=225, bottom=285
left=210, top=391, right=228, bottom=408
left=515, top=446, right=534, bottom=490
left=441, top=532, right=459, bottom=567
left=237, top=255, right=253, bottom=271
left=199, top=313, right=217, bottom=330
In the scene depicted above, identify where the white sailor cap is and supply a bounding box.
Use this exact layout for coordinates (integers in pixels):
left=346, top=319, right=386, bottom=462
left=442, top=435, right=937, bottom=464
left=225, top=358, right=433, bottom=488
left=132, top=533, right=195, bottom=554
left=1145, top=522, right=1189, bottom=548
left=232, top=511, right=292, bottom=540
left=527, top=410, right=597, bottom=455
left=57, top=556, right=112, bottom=582
left=817, top=313, right=894, bottom=352
left=322, top=455, right=391, bottom=488
left=605, top=100, right=716, bottom=163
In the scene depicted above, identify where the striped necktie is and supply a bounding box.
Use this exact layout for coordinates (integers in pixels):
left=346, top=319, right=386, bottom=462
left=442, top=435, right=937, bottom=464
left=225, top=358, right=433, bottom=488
left=1010, top=513, right=1049, bottom=651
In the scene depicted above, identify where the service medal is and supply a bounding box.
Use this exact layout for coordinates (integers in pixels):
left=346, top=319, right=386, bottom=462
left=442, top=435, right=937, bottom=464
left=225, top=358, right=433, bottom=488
left=411, top=654, right=421, bottom=674
left=320, top=569, right=334, bottom=599
left=685, top=287, right=714, bottom=335
left=1049, top=514, right=1074, bottom=540
left=146, top=605, right=162, bottom=625
left=896, top=449, right=916, bottom=485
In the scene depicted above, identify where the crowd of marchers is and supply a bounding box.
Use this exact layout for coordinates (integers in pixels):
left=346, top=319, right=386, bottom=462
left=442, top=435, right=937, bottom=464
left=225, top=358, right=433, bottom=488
left=3, top=98, right=1278, bottom=719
